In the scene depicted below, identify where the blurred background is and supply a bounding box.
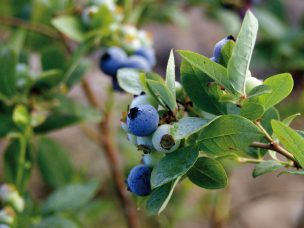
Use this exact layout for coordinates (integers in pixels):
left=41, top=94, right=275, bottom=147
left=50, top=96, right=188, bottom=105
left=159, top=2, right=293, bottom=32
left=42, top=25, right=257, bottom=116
left=0, top=0, right=304, bottom=227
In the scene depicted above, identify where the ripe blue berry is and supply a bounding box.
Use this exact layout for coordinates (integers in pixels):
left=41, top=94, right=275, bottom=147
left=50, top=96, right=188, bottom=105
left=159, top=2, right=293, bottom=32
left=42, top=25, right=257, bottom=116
left=134, top=47, right=156, bottom=66
left=127, top=104, right=159, bottom=136
left=121, top=55, right=151, bottom=72
left=100, top=47, right=127, bottom=77
left=213, top=35, right=235, bottom=62
left=152, top=124, right=180, bottom=153
left=130, top=94, right=158, bottom=109
left=126, top=165, right=152, bottom=196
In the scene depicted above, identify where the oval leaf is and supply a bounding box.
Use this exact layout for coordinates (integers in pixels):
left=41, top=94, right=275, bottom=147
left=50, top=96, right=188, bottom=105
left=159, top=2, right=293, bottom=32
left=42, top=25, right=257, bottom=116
left=259, top=73, right=293, bottom=110
left=188, top=157, right=228, bottom=189
left=197, top=115, right=263, bottom=155
left=271, top=120, right=304, bottom=168
left=252, top=160, right=284, bottom=178
left=151, top=146, right=199, bottom=189
left=171, top=117, right=208, bottom=140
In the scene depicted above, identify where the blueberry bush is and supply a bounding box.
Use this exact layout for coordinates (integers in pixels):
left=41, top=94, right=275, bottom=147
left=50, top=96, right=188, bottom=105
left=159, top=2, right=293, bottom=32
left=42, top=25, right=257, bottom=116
left=0, top=0, right=303, bottom=227
left=119, top=11, right=304, bottom=215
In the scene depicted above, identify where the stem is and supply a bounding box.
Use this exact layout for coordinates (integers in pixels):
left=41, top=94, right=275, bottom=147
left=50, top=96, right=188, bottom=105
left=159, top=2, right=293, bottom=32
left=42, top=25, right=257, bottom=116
left=254, top=121, right=272, bottom=142
left=81, top=80, right=140, bottom=228
left=16, top=136, right=27, bottom=192
left=253, top=121, right=300, bottom=168
left=250, top=142, right=299, bottom=168
left=0, top=16, right=59, bottom=38
left=57, top=32, right=139, bottom=228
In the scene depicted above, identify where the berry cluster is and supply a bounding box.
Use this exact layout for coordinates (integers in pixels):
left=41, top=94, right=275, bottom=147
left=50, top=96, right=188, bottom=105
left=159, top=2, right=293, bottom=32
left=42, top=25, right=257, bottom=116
left=81, top=0, right=156, bottom=91
left=121, top=34, right=265, bottom=199
left=0, top=184, right=24, bottom=226
left=99, top=46, right=155, bottom=90
left=121, top=86, right=184, bottom=196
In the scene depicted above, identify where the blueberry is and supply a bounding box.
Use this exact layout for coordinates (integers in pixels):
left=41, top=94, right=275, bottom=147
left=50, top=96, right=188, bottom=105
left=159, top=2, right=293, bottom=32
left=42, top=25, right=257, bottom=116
left=245, top=77, right=262, bottom=94
left=121, top=55, right=151, bottom=72
left=99, top=47, right=127, bottom=77
left=126, top=165, right=152, bottom=196
left=152, top=124, right=180, bottom=153
left=142, top=152, right=164, bottom=168
left=127, top=104, right=159, bottom=136
left=130, top=94, right=158, bottom=109
left=134, top=47, right=156, bottom=66
left=213, top=35, right=235, bottom=62
left=137, top=136, right=154, bottom=152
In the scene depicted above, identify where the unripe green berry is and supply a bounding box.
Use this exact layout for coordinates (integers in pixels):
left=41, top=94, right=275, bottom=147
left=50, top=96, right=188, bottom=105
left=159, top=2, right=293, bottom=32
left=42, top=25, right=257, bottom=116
left=245, top=77, right=262, bottom=94
left=152, top=124, right=180, bottom=153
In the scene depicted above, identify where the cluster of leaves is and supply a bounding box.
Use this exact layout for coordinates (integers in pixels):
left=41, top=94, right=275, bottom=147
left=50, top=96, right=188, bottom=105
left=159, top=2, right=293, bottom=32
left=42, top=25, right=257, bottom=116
left=118, top=11, right=304, bottom=215
left=0, top=41, right=104, bottom=226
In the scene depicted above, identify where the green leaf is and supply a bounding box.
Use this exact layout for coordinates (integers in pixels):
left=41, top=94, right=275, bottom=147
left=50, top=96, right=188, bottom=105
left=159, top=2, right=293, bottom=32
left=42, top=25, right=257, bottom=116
left=117, top=69, right=145, bottom=95
left=227, top=10, right=258, bottom=95
left=146, top=177, right=180, bottom=215
left=34, top=96, right=102, bottom=133
left=282, top=113, right=300, bottom=126
left=6, top=30, right=26, bottom=58
left=33, top=215, right=79, bottom=228
left=187, top=157, right=228, bottom=189
left=278, top=170, right=304, bottom=176
left=259, top=73, right=293, bottom=110
left=0, top=113, right=15, bottom=137
left=66, top=59, right=91, bottom=88
left=146, top=79, right=176, bottom=111
left=252, top=160, right=284, bottom=178
left=171, top=117, right=208, bottom=140
left=197, top=115, right=263, bottom=156
left=247, top=84, right=272, bottom=98
left=219, top=40, right=235, bottom=66
left=0, top=48, right=17, bottom=98
left=180, top=60, right=226, bottom=115
left=32, top=69, right=64, bottom=90
left=4, top=138, right=33, bottom=189
left=178, top=50, right=232, bottom=93
left=151, top=146, right=199, bottom=188
left=271, top=120, right=304, bottom=168
left=240, top=102, right=264, bottom=120
left=165, top=50, right=176, bottom=99
left=37, top=137, right=74, bottom=188
left=42, top=181, right=100, bottom=213
left=52, top=16, right=85, bottom=42
left=34, top=115, right=81, bottom=133
left=41, top=47, right=66, bottom=71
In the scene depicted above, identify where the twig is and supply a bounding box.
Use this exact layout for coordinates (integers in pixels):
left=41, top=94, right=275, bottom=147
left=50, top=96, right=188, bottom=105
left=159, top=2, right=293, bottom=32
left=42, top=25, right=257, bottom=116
left=253, top=121, right=300, bottom=168
left=0, top=16, right=59, bottom=39
left=58, top=32, right=140, bottom=228
left=81, top=79, right=140, bottom=228
left=250, top=141, right=299, bottom=168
